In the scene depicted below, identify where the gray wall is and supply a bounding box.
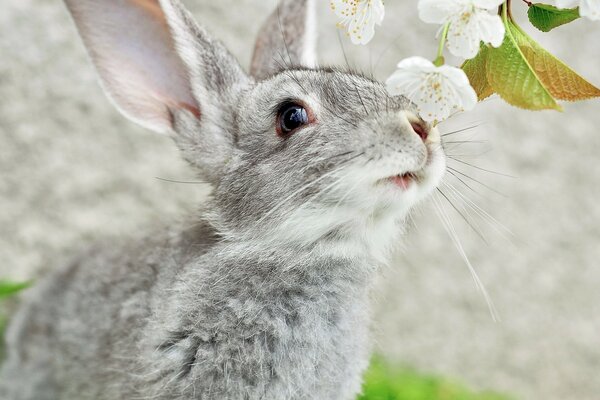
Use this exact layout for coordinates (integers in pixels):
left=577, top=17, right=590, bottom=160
left=1, top=1, right=599, bottom=399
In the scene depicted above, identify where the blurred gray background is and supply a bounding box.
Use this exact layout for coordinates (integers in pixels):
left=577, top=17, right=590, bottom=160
left=1, top=1, right=599, bottom=399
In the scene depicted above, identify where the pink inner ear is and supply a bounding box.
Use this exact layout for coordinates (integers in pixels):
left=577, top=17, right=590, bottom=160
left=131, top=0, right=166, bottom=22
left=175, top=101, right=202, bottom=119
left=67, top=0, right=199, bottom=133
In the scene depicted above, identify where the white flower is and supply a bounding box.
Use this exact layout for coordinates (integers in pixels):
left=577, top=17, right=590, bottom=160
left=385, top=56, right=478, bottom=123
left=419, top=0, right=505, bottom=59
left=330, top=0, right=385, bottom=45
left=555, top=0, right=600, bottom=21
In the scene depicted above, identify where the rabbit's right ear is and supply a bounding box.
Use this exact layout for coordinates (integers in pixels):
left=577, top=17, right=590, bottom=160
left=65, top=0, right=252, bottom=181
left=250, top=0, right=317, bottom=80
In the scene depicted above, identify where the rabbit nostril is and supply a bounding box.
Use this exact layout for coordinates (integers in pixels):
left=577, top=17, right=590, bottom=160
left=411, top=121, right=428, bottom=142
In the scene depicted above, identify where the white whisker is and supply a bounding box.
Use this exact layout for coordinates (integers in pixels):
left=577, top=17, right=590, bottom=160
left=252, top=154, right=361, bottom=228
left=442, top=180, right=514, bottom=241
left=432, top=193, right=500, bottom=322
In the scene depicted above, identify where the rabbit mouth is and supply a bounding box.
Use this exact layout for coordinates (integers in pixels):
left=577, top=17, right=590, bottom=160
left=379, top=171, right=422, bottom=190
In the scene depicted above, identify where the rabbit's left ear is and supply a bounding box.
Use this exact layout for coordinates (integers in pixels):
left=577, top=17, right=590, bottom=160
left=65, top=0, right=252, bottom=182
left=64, top=0, right=250, bottom=135
left=250, top=0, right=317, bottom=80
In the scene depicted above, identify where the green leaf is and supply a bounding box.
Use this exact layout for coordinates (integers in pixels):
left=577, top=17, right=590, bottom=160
left=462, top=45, right=494, bottom=101
left=527, top=4, right=580, bottom=32
left=0, top=281, right=31, bottom=300
left=486, top=20, right=561, bottom=111
left=510, top=23, right=600, bottom=101
left=463, top=14, right=600, bottom=110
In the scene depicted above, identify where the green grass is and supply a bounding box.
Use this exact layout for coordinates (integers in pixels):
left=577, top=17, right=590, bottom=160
left=0, top=281, right=31, bottom=300
left=359, top=357, right=513, bottom=400
left=0, top=281, right=514, bottom=399
left=0, top=280, right=32, bottom=360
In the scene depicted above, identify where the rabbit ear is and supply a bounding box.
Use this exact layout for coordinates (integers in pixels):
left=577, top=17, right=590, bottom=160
left=250, top=0, right=317, bottom=80
left=64, top=0, right=250, bottom=135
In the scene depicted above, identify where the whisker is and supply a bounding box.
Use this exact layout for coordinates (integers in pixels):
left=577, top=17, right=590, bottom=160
left=373, top=33, right=405, bottom=73
left=431, top=194, right=500, bottom=322
left=283, top=167, right=360, bottom=228
left=444, top=140, right=487, bottom=144
left=367, top=46, right=382, bottom=118
left=319, top=150, right=356, bottom=163
left=330, top=173, right=370, bottom=216
left=437, top=188, right=488, bottom=244
left=354, top=81, right=370, bottom=116
left=155, top=177, right=209, bottom=185
left=336, top=30, right=353, bottom=73
left=272, top=54, right=291, bottom=73
left=447, top=157, right=516, bottom=178
left=446, top=166, right=507, bottom=197
left=276, top=7, right=294, bottom=68
left=442, top=181, right=515, bottom=240
left=253, top=152, right=365, bottom=227
left=336, top=32, right=379, bottom=127
left=446, top=169, right=484, bottom=198
left=446, top=148, right=493, bottom=158
left=441, top=181, right=519, bottom=258
left=441, top=124, right=482, bottom=137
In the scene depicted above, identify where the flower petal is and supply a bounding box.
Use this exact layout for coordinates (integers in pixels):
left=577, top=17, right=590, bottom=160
left=443, top=4, right=506, bottom=58
left=446, top=12, right=484, bottom=59
left=474, top=12, right=505, bottom=48
left=396, top=56, right=437, bottom=72
left=418, top=0, right=463, bottom=23
left=555, top=0, right=580, bottom=8
left=331, top=0, right=385, bottom=45
left=472, top=0, right=505, bottom=10
left=330, top=0, right=355, bottom=19
left=579, top=0, right=600, bottom=21
left=386, top=58, right=478, bottom=123
left=371, top=0, right=385, bottom=24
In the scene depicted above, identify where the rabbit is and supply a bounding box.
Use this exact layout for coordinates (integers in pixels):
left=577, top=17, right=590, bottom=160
left=0, top=0, right=447, bottom=399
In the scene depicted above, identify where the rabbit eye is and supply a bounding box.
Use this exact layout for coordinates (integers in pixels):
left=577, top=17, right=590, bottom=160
left=277, top=102, right=309, bottom=137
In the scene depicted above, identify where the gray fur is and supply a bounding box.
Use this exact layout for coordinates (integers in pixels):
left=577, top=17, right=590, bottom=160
left=0, top=0, right=446, bottom=399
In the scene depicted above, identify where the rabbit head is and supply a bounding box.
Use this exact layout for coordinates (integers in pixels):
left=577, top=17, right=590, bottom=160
left=65, top=0, right=446, bottom=260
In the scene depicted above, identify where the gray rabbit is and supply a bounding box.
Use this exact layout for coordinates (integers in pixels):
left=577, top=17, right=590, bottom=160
left=0, top=0, right=446, bottom=399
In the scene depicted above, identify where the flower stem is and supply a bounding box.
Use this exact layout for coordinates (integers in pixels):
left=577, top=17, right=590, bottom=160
left=505, top=0, right=513, bottom=21
left=501, top=1, right=511, bottom=24
left=433, top=22, right=450, bottom=67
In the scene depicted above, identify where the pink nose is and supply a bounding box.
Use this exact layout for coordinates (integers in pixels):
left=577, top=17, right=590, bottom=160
left=410, top=121, right=429, bottom=142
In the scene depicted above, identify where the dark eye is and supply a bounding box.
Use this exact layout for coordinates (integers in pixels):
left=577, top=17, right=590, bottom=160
left=277, top=103, right=309, bottom=137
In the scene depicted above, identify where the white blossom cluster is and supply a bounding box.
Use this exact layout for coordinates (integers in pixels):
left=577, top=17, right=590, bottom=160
left=390, top=0, right=505, bottom=122
left=330, top=0, right=599, bottom=123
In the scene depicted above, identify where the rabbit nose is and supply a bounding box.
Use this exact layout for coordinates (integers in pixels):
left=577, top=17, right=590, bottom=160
left=410, top=120, right=429, bottom=142
left=401, top=111, right=430, bottom=143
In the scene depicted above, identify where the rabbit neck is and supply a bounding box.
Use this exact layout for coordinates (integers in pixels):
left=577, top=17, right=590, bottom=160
left=208, top=200, right=408, bottom=267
